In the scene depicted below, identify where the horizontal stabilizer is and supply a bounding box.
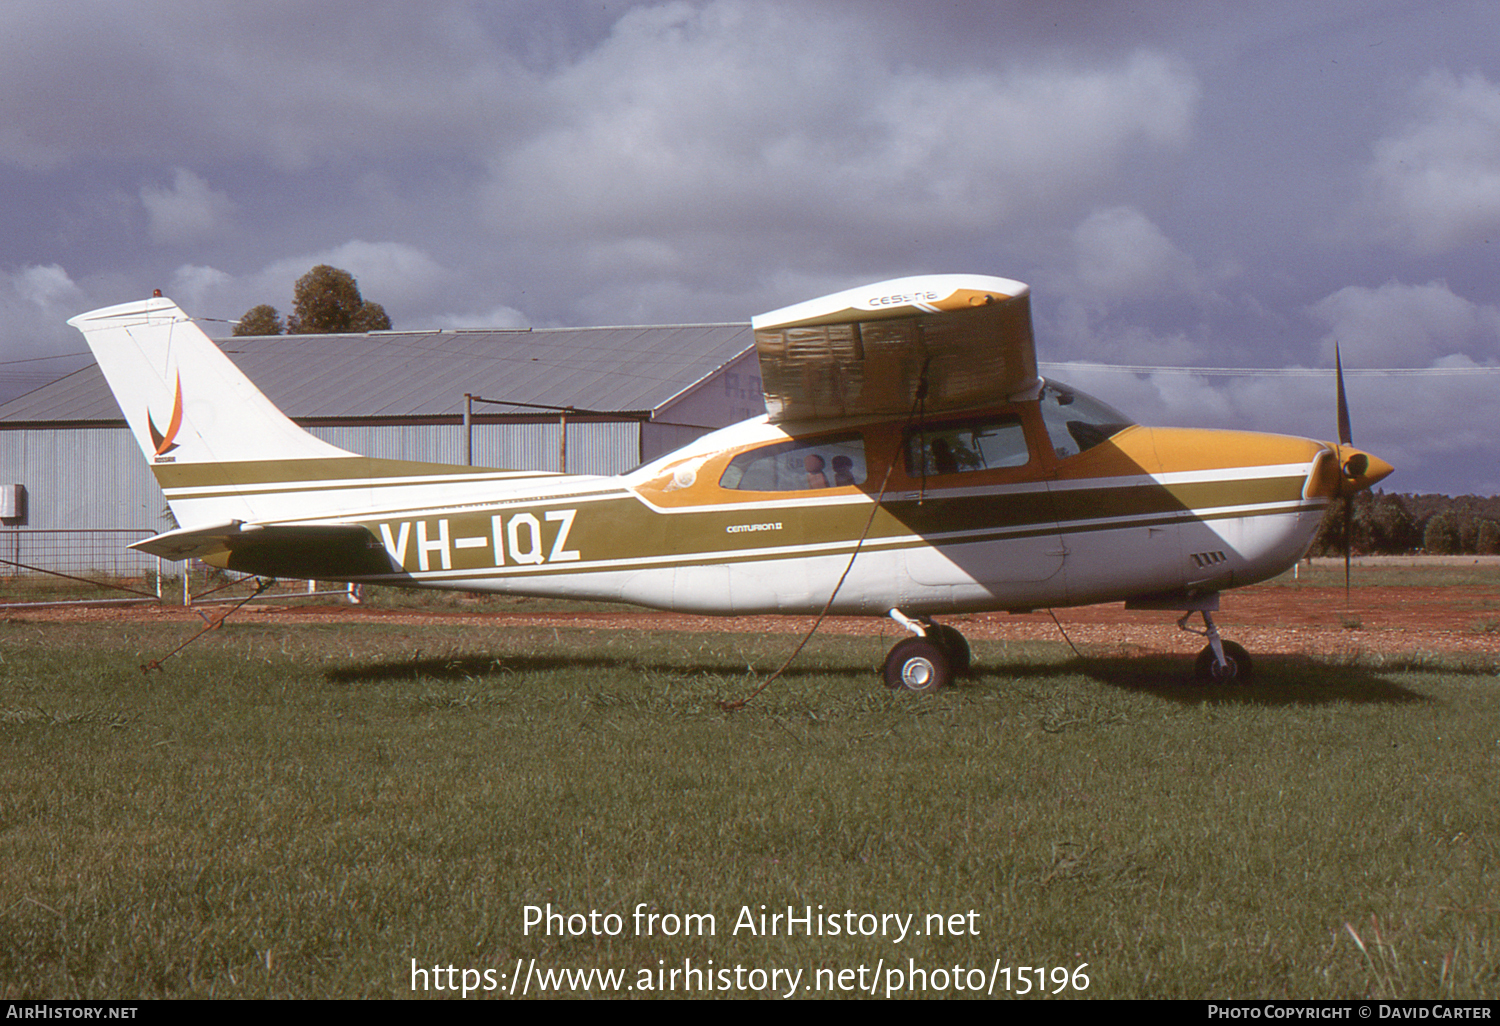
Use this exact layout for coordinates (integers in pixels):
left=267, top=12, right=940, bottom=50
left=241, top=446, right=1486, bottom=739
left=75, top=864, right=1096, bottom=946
left=130, top=521, right=248, bottom=560
left=132, top=522, right=394, bottom=579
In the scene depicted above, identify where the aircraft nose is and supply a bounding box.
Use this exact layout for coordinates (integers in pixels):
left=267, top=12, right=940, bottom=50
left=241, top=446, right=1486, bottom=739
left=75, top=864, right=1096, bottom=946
left=1337, top=447, right=1394, bottom=495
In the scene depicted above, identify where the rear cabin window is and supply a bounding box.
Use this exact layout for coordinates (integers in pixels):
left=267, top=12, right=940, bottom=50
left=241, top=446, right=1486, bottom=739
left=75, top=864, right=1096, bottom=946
left=719, top=435, right=867, bottom=491
left=904, top=415, right=1030, bottom=477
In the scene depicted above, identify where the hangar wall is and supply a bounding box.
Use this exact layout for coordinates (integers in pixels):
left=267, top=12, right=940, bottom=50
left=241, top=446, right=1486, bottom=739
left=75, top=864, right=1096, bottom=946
left=0, top=340, right=761, bottom=576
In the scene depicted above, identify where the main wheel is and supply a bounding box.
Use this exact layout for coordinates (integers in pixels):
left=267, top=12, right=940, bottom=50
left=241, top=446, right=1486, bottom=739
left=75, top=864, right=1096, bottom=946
left=926, top=623, right=972, bottom=678
left=883, top=637, right=952, bottom=693
left=1193, top=641, right=1252, bottom=683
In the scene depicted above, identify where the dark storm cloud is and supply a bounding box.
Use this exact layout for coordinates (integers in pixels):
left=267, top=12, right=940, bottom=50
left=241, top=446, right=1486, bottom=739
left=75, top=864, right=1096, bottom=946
left=2, top=0, right=1497, bottom=492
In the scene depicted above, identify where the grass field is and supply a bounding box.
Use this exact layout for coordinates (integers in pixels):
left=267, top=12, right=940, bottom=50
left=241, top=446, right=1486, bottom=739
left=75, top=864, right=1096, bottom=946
left=2, top=588, right=1499, bottom=999
left=1265, top=558, right=1500, bottom=590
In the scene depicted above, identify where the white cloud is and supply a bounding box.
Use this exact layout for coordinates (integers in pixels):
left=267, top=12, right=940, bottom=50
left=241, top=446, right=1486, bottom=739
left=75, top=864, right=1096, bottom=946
left=167, top=264, right=234, bottom=313
left=1309, top=280, right=1500, bottom=366
left=13, top=263, right=83, bottom=309
left=581, top=238, right=683, bottom=279
left=1071, top=206, right=1202, bottom=302
left=148, top=242, right=453, bottom=329
left=250, top=241, right=450, bottom=311
left=0, top=1, right=1205, bottom=336
left=483, top=2, right=1199, bottom=248
left=1357, top=69, right=1500, bottom=254
left=1037, top=206, right=1225, bottom=370
left=0, top=266, right=90, bottom=393
left=433, top=305, right=530, bottom=330
left=140, top=168, right=235, bottom=244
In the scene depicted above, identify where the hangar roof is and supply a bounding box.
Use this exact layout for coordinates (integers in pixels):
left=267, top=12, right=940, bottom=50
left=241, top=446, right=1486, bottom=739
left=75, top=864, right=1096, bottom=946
left=0, top=323, right=756, bottom=425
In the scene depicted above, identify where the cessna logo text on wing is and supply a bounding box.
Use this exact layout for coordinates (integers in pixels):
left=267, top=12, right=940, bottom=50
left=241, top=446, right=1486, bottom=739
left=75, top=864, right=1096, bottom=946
left=69, top=273, right=1391, bottom=690
left=866, top=290, right=939, bottom=308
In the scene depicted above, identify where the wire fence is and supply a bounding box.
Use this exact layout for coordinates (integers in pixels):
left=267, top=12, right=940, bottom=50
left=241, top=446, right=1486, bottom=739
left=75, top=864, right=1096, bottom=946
left=0, top=529, right=358, bottom=608
left=0, top=529, right=162, bottom=606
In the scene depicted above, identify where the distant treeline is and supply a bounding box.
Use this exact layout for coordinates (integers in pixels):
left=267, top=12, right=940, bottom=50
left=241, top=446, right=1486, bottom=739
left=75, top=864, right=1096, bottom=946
left=1310, top=492, right=1500, bottom=557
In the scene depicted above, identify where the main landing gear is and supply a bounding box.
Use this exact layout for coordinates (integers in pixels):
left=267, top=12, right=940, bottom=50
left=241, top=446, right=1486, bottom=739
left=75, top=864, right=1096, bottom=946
left=1179, top=608, right=1253, bottom=683
left=880, top=604, right=1252, bottom=690
left=883, top=610, right=972, bottom=693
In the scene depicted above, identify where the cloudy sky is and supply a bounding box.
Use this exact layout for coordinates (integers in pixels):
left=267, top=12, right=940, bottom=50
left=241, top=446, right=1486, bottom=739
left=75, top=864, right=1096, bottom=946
left=3, top=0, right=1498, bottom=494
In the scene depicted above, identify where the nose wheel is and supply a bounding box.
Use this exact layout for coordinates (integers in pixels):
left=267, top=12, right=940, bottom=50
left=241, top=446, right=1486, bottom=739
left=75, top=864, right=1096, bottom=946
left=1193, top=639, right=1252, bottom=682
left=1180, top=610, right=1253, bottom=684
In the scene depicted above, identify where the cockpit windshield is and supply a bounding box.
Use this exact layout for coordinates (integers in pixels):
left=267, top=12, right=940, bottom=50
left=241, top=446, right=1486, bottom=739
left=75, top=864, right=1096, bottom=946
left=1038, top=378, right=1135, bottom=460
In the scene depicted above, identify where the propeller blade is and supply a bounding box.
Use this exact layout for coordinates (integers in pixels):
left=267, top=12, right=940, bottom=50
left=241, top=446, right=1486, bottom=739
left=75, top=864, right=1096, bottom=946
left=1335, top=342, right=1352, bottom=447
left=1335, top=341, right=1353, bottom=603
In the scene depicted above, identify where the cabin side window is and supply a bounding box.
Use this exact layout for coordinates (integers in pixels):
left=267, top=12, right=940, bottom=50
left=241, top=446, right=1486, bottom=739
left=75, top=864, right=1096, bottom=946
left=904, top=415, right=1030, bottom=477
left=718, top=434, right=867, bottom=491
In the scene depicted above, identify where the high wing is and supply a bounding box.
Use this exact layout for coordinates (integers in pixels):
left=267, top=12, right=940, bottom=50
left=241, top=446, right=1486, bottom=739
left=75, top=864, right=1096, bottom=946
left=751, top=273, right=1038, bottom=422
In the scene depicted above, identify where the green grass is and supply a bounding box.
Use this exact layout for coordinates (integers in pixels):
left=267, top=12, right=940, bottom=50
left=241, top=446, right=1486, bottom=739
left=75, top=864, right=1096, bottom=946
left=0, top=574, right=162, bottom=606
left=0, top=570, right=643, bottom=614
left=1265, top=561, right=1500, bottom=589
left=1, top=619, right=1498, bottom=999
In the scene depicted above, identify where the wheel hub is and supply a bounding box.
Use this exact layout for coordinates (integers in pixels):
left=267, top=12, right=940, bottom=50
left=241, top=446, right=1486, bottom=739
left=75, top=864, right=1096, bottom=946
left=902, top=657, right=935, bottom=688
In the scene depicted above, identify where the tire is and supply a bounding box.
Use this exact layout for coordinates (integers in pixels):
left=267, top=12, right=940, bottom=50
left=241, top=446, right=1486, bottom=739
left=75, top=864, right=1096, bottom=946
left=883, top=637, right=952, bottom=693
left=1193, top=641, right=1252, bottom=683
left=926, top=623, right=972, bottom=678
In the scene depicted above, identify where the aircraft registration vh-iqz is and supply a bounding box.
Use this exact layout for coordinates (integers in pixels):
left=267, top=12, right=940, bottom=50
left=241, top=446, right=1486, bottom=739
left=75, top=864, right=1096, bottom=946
left=69, top=274, right=1391, bottom=691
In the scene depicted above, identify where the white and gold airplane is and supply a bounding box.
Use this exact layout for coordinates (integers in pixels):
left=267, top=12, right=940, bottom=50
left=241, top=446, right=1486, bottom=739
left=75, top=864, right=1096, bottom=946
left=68, top=274, right=1391, bottom=689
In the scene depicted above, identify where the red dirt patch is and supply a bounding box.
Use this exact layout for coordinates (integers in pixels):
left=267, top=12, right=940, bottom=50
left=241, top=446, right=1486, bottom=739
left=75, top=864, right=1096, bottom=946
left=9, top=584, right=1500, bottom=659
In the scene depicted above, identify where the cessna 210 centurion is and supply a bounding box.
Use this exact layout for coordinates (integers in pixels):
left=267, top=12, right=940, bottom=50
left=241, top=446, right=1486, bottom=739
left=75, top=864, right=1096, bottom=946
left=69, top=274, right=1391, bottom=690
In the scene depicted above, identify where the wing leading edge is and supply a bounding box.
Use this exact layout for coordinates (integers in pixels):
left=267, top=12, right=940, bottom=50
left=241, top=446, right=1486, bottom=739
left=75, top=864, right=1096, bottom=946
left=751, top=274, right=1037, bottom=423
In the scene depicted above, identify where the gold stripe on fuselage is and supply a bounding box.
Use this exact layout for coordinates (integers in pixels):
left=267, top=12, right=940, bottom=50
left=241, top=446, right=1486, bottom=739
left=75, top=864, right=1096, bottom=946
left=194, top=403, right=1335, bottom=600
left=340, top=421, right=1328, bottom=582
left=348, top=479, right=1320, bottom=583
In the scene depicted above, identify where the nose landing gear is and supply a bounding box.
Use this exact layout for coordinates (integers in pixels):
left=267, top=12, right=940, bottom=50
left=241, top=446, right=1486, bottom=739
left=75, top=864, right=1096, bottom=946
left=1180, top=608, right=1253, bottom=683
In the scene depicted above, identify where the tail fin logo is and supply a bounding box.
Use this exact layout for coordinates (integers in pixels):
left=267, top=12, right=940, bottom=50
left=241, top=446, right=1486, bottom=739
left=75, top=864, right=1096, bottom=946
left=147, top=373, right=184, bottom=456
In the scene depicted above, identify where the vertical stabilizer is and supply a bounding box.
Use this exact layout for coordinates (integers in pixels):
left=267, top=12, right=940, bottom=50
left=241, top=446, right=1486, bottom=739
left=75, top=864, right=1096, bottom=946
left=68, top=296, right=360, bottom=526
left=69, top=296, right=354, bottom=466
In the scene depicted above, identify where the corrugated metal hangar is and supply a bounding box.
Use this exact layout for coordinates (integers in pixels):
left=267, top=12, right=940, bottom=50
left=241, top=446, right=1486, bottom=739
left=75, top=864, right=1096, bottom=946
left=0, top=321, right=760, bottom=573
